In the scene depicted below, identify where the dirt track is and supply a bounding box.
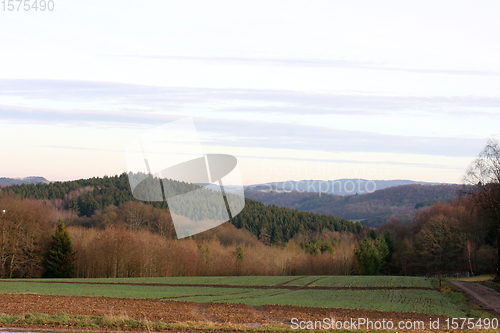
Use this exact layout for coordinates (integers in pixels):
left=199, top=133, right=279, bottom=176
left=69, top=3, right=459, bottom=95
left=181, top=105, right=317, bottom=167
left=449, top=281, right=500, bottom=315
left=0, top=293, right=450, bottom=330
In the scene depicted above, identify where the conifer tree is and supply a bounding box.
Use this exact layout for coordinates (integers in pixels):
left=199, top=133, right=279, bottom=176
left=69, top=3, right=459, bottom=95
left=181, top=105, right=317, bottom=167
left=43, top=219, right=74, bottom=278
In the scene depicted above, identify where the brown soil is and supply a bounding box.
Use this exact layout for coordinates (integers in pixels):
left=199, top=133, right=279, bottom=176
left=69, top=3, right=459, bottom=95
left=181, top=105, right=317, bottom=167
left=0, top=293, right=455, bottom=331
left=449, top=281, right=500, bottom=315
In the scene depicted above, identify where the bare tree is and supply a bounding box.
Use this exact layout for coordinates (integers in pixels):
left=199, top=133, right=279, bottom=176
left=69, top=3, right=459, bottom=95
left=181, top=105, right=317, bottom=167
left=463, top=139, right=500, bottom=279
left=0, top=198, right=52, bottom=278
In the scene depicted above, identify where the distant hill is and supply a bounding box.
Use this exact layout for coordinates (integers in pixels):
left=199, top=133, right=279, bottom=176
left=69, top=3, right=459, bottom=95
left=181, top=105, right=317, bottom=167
left=246, top=178, right=447, bottom=196
left=0, top=176, right=49, bottom=186
left=245, top=183, right=462, bottom=228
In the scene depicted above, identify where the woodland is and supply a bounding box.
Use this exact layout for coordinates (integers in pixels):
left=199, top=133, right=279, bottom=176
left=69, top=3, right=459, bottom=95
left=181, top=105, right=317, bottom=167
left=0, top=141, right=498, bottom=280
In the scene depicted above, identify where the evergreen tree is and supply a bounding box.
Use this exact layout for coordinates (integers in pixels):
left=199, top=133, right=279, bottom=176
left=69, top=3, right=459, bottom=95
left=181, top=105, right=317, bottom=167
left=43, top=220, right=74, bottom=278
left=77, top=193, right=99, bottom=217
left=355, top=236, right=390, bottom=275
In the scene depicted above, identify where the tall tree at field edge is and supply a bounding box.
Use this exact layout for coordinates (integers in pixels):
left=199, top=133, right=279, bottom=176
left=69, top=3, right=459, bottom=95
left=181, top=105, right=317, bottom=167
left=464, top=139, right=500, bottom=280
left=43, top=219, right=74, bottom=278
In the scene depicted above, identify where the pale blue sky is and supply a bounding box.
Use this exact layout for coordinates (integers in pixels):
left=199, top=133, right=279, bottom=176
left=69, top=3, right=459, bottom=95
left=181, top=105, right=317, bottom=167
left=1, top=1, right=499, bottom=185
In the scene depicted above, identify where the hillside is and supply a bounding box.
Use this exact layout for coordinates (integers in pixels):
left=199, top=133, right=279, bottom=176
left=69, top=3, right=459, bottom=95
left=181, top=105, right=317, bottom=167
left=0, top=173, right=361, bottom=243
left=246, top=178, right=448, bottom=196
left=245, top=183, right=462, bottom=227
left=0, top=176, right=49, bottom=186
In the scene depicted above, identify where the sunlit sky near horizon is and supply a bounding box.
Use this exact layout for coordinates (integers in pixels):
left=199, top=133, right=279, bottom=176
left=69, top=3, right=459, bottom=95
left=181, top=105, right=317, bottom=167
left=1, top=1, right=499, bottom=185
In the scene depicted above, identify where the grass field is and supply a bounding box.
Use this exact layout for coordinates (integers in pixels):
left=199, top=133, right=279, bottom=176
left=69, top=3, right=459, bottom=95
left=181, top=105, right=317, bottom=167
left=16, top=275, right=434, bottom=287
left=0, top=276, right=465, bottom=317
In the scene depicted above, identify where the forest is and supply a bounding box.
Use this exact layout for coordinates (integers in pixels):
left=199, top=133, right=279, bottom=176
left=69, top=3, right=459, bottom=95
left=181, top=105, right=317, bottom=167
left=1, top=173, right=361, bottom=242
left=0, top=174, right=361, bottom=278
left=0, top=141, right=498, bottom=280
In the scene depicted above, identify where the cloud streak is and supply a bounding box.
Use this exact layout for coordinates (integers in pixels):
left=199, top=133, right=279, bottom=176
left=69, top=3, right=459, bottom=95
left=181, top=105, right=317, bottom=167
left=126, top=55, right=500, bottom=77
left=0, top=103, right=485, bottom=158
left=1, top=79, right=500, bottom=117
left=194, top=118, right=485, bottom=158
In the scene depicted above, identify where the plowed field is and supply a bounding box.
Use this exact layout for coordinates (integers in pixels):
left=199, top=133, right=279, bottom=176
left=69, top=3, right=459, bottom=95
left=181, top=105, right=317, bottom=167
left=0, top=276, right=495, bottom=332
left=0, top=293, right=450, bottom=330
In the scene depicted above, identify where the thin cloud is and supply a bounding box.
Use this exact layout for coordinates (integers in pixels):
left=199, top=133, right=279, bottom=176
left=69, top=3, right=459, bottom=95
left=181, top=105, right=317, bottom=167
left=235, top=153, right=466, bottom=172
left=125, top=55, right=500, bottom=77
left=39, top=145, right=123, bottom=153
left=0, top=104, right=181, bottom=127
left=0, top=103, right=484, bottom=157
left=1, top=79, right=500, bottom=116
left=0, top=79, right=492, bottom=159
left=194, top=117, right=485, bottom=158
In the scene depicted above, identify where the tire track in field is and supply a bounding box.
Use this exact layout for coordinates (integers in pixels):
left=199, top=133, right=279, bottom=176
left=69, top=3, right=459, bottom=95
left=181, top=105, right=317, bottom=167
left=164, top=290, right=253, bottom=300
left=275, top=276, right=305, bottom=286
left=304, top=276, right=326, bottom=287
left=0, top=279, right=434, bottom=291
left=218, top=290, right=291, bottom=302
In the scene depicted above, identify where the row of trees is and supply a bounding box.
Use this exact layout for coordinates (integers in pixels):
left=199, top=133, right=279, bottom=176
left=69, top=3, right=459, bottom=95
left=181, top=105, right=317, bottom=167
left=69, top=224, right=357, bottom=278
left=0, top=195, right=358, bottom=278
left=0, top=177, right=363, bottom=279
left=0, top=193, right=496, bottom=278
left=376, top=197, right=495, bottom=275
left=368, top=140, right=500, bottom=278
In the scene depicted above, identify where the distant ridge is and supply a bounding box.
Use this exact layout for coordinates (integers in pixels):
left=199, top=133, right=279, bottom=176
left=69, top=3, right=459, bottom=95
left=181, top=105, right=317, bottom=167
left=246, top=178, right=450, bottom=196
left=245, top=182, right=461, bottom=228
left=0, top=176, right=50, bottom=186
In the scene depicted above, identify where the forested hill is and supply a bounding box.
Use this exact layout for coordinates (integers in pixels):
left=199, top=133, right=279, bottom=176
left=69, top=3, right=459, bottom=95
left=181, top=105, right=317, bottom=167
left=246, top=179, right=447, bottom=195
left=0, top=173, right=361, bottom=243
left=0, top=176, right=49, bottom=186
left=245, top=184, right=461, bottom=227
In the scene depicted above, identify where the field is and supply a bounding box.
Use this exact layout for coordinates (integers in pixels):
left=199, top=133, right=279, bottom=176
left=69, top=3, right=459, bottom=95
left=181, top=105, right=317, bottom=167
left=0, top=276, right=464, bottom=317
left=15, top=275, right=434, bottom=287
left=0, top=276, right=498, bottom=332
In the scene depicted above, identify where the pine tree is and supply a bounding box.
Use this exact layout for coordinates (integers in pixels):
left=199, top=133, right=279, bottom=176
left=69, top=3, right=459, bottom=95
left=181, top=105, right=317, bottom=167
left=43, top=219, right=74, bottom=278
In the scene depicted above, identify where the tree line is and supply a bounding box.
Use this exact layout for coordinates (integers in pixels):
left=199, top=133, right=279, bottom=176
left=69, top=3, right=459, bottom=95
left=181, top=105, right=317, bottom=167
left=355, top=140, right=500, bottom=278
left=0, top=194, right=359, bottom=278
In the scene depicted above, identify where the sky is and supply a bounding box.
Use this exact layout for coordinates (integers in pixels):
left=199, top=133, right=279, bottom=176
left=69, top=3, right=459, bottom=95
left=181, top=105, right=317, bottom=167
left=1, top=1, right=499, bottom=186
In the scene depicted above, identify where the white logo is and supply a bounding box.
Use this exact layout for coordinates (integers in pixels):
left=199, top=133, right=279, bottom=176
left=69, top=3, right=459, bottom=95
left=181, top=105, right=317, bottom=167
left=125, top=117, right=245, bottom=238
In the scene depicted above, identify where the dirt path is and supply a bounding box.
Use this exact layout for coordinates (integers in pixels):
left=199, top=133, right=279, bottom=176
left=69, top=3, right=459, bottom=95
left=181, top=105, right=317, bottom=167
left=449, top=281, right=500, bottom=315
